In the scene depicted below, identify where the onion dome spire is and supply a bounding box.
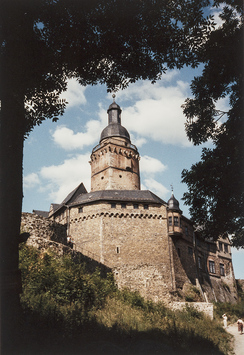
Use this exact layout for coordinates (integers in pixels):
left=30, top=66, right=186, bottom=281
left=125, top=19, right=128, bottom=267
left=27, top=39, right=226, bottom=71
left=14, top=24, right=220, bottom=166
left=100, top=96, right=130, bottom=142
left=167, top=185, right=181, bottom=212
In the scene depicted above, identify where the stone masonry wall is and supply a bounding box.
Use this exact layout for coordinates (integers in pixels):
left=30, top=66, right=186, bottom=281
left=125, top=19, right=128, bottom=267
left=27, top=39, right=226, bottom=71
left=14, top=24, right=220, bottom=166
left=170, top=302, right=214, bottom=319
left=90, top=137, right=140, bottom=191
left=69, top=201, right=174, bottom=303
left=21, top=213, right=67, bottom=244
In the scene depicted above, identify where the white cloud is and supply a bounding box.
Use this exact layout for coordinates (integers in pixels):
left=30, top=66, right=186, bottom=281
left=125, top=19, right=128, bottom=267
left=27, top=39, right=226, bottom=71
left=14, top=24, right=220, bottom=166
left=211, top=4, right=242, bottom=29
left=105, top=78, right=192, bottom=147
left=140, top=155, right=169, bottom=198
left=40, top=154, right=91, bottom=202
left=140, top=155, right=167, bottom=174
left=24, top=173, right=40, bottom=189
left=52, top=119, right=103, bottom=150
left=60, top=78, right=87, bottom=108
left=143, top=178, right=169, bottom=199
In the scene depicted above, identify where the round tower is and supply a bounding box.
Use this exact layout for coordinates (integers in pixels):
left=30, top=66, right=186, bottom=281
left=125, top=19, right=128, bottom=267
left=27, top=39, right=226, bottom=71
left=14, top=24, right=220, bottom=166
left=90, top=100, right=140, bottom=191
left=167, top=192, right=183, bottom=235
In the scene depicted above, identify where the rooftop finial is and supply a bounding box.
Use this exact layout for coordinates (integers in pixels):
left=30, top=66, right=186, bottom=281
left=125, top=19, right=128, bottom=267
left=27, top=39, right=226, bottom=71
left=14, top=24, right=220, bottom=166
left=170, top=184, right=174, bottom=194
left=112, top=93, right=116, bottom=102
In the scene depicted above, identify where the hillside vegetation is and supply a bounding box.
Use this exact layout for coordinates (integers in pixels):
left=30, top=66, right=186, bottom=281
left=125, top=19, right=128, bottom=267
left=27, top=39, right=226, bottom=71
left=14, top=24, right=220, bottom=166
left=18, top=244, right=236, bottom=354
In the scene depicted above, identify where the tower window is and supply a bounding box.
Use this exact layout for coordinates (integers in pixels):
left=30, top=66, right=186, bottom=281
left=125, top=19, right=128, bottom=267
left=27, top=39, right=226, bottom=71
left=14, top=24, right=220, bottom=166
left=133, top=204, right=139, bottom=209
left=177, top=248, right=181, bottom=257
left=168, top=216, right=172, bottom=226
left=224, top=244, right=228, bottom=253
left=78, top=207, right=83, bottom=213
left=209, top=260, right=216, bottom=274
left=116, top=247, right=120, bottom=254
left=188, top=246, right=193, bottom=255
left=101, top=176, right=104, bottom=179
left=198, top=256, right=202, bottom=269
left=111, top=203, right=116, bottom=208
left=174, top=216, right=179, bottom=226
left=119, top=175, right=122, bottom=178
left=144, top=204, right=149, bottom=210
left=185, top=226, right=188, bottom=235
left=219, top=242, right=223, bottom=251
left=121, top=203, right=126, bottom=208
left=220, top=263, right=225, bottom=276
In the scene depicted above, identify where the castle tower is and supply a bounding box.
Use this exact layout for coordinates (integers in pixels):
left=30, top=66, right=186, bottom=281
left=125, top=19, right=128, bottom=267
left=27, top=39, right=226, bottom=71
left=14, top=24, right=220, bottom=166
left=90, top=99, right=140, bottom=191
left=167, top=192, right=183, bottom=236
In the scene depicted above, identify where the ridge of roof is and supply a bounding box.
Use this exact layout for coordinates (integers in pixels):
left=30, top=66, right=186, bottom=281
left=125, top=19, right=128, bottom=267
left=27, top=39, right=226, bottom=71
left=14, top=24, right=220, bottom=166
left=69, top=189, right=167, bottom=207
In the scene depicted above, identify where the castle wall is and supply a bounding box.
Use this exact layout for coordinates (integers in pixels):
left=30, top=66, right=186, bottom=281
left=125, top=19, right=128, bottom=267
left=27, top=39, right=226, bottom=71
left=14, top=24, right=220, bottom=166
left=90, top=137, right=140, bottom=191
left=21, top=213, right=67, bottom=244
left=69, top=202, right=174, bottom=303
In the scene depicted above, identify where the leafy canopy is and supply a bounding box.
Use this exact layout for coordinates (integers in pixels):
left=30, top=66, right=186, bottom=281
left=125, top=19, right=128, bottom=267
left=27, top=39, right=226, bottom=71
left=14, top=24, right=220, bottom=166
left=181, top=0, right=243, bottom=247
left=1, top=0, right=214, bottom=135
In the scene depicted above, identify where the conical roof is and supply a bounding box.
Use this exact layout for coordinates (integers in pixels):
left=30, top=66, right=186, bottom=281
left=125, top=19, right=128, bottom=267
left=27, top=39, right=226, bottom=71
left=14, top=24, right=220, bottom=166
left=100, top=101, right=130, bottom=142
left=168, top=193, right=181, bottom=211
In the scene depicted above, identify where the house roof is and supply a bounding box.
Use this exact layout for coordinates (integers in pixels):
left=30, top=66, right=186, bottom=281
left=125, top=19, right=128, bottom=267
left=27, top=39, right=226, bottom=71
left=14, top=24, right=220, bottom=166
left=49, top=182, right=88, bottom=216
left=69, top=189, right=167, bottom=207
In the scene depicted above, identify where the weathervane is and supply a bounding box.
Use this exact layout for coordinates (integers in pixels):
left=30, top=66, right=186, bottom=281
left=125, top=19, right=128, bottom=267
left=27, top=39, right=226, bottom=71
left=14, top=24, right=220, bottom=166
left=112, top=93, right=116, bottom=102
left=170, top=184, right=174, bottom=193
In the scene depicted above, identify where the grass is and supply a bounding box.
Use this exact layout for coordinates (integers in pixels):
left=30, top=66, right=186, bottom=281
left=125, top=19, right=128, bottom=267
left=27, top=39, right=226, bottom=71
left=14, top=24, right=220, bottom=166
left=17, top=244, right=236, bottom=354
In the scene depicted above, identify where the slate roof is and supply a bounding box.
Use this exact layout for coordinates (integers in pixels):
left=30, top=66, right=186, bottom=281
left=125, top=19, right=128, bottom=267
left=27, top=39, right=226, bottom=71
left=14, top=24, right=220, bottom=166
left=69, top=189, right=167, bottom=207
left=33, top=210, right=49, bottom=218
left=49, top=183, right=88, bottom=216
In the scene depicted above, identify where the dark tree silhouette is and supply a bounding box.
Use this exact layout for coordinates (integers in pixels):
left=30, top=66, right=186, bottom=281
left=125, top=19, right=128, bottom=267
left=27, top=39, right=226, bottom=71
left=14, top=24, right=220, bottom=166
left=182, top=0, right=243, bottom=247
left=0, top=0, right=214, bottom=351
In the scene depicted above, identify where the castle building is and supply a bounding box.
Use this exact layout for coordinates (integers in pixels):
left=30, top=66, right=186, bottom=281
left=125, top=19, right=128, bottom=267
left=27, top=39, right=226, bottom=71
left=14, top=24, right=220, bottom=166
left=45, top=100, right=237, bottom=304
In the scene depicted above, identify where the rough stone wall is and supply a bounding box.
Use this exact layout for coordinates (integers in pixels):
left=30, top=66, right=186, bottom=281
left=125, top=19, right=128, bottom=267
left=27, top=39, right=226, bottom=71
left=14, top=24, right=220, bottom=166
left=69, top=201, right=174, bottom=303
left=90, top=137, right=140, bottom=191
left=21, top=213, right=67, bottom=244
left=170, top=302, right=214, bottom=319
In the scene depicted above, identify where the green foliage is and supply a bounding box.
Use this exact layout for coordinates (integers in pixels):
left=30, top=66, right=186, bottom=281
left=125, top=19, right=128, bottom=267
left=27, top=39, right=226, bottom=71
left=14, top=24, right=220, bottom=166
left=19, top=244, right=116, bottom=325
left=181, top=1, right=244, bottom=245
left=185, top=285, right=201, bottom=302
left=214, top=300, right=244, bottom=324
left=18, top=245, right=234, bottom=354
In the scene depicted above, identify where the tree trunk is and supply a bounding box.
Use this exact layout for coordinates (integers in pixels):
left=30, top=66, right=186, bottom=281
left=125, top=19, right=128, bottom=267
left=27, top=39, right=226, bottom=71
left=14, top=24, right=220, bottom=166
left=0, top=88, right=25, bottom=352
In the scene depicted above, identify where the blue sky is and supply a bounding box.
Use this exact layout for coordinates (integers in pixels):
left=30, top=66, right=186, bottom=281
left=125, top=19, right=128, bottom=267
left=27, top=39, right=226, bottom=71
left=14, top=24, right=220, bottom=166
left=22, top=6, right=244, bottom=279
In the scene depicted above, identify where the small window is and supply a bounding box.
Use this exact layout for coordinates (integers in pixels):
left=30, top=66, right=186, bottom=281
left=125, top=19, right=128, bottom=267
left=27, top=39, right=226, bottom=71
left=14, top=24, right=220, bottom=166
left=177, top=248, right=181, bottom=257
left=219, top=242, right=223, bottom=251
left=188, top=246, right=193, bottom=255
left=196, top=239, right=201, bottom=247
left=185, top=226, right=188, bottom=236
left=207, top=244, right=211, bottom=251
left=198, top=256, right=202, bottom=269
left=220, top=263, right=225, bottom=276
left=224, top=244, right=228, bottom=253
left=111, top=203, right=116, bottom=208
left=133, top=204, right=139, bottom=209
left=209, top=260, right=216, bottom=274
left=121, top=203, right=126, bottom=208
left=119, top=175, right=122, bottom=178
left=78, top=207, right=83, bottom=213
left=168, top=216, right=172, bottom=226
left=116, top=247, right=120, bottom=254
left=144, top=204, right=149, bottom=210
left=174, top=216, right=179, bottom=226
